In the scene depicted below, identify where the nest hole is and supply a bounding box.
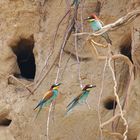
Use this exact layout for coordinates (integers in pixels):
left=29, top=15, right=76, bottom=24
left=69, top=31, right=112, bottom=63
left=120, top=35, right=132, bottom=62
left=103, top=97, right=117, bottom=110
left=0, top=118, right=12, bottom=126
left=12, top=37, right=36, bottom=80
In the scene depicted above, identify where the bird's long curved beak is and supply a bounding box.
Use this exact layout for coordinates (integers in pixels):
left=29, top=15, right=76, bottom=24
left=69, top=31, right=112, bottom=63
left=88, top=85, right=96, bottom=88
left=84, top=18, right=89, bottom=20
left=84, top=17, right=95, bottom=22
left=92, top=85, right=96, bottom=88
left=58, top=83, right=62, bottom=86
left=84, top=16, right=92, bottom=20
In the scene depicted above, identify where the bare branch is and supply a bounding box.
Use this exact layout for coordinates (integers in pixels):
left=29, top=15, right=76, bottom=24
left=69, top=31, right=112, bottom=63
left=75, top=10, right=140, bottom=36
left=35, top=48, right=54, bottom=84
left=115, top=65, right=134, bottom=130
left=46, top=102, right=52, bottom=140
left=89, top=39, right=134, bottom=76
left=98, top=55, right=108, bottom=140
left=74, top=21, right=83, bottom=89
left=102, top=130, right=123, bottom=140
left=55, top=20, right=75, bottom=83
left=8, top=75, right=33, bottom=94
left=88, top=38, right=133, bottom=139
left=55, top=3, right=79, bottom=83
left=108, top=45, right=128, bottom=140
left=100, top=111, right=126, bottom=128
left=31, top=6, right=72, bottom=95
left=91, top=39, right=108, bottom=48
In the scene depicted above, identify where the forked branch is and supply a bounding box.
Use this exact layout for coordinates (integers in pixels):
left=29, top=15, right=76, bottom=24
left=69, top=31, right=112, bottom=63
left=75, top=10, right=140, bottom=36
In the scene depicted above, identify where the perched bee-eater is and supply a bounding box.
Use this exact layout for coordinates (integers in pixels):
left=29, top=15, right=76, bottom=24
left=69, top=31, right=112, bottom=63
left=85, top=14, right=112, bottom=45
left=66, top=84, right=96, bottom=113
left=34, top=83, right=61, bottom=118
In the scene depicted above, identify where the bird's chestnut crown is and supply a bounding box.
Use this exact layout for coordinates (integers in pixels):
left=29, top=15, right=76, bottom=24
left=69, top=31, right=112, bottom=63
left=91, top=14, right=98, bottom=19
left=85, top=13, right=98, bottom=22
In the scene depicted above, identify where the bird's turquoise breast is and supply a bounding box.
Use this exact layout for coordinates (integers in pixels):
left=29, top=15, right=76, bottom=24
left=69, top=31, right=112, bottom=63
left=52, top=89, right=59, bottom=99
left=90, top=20, right=102, bottom=31
left=80, top=91, right=89, bottom=101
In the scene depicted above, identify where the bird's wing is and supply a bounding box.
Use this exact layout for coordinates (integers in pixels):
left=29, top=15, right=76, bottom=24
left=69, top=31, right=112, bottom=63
left=42, top=90, right=53, bottom=100
left=34, top=90, right=53, bottom=110
left=99, top=19, right=104, bottom=26
left=102, top=33, right=112, bottom=45
left=96, top=19, right=112, bottom=44
left=67, top=93, right=82, bottom=108
left=66, top=93, right=83, bottom=113
left=34, top=105, right=43, bottom=119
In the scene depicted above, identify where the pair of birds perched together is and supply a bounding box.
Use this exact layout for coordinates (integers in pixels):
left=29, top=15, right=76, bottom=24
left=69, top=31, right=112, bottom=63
left=34, top=13, right=112, bottom=116
left=34, top=83, right=96, bottom=116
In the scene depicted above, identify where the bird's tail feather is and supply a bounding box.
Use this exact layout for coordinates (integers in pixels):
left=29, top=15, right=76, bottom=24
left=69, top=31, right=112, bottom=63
left=34, top=106, right=43, bottom=120
left=33, top=100, right=52, bottom=120
left=67, top=98, right=77, bottom=108
left=66, top=100, right=79, bottom=113
left=34, top=100, right=46, bottom=110
left=102, top=33, right=112, bottom=45
left=34, top=104, right=40, bottom=110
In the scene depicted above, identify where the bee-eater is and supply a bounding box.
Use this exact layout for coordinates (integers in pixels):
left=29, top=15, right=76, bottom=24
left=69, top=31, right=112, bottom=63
left=34, top=83, right=61, bottom=118
left=66, top=84, right=96, bottom=113
left=85, top=14, right=112, bottom=45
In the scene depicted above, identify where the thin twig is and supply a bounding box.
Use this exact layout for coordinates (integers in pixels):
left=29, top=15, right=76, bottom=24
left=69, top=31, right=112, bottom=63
left=112, top=55, right=117, bottom=132
left=122, top=70, right=134, bottom=109
left=89, top=39, right=108, bottom=60
left=33, top=1, right=79, bottom=93
left=74, top=21, right=83, bottom=89
left=26, top=57, right=58, bottom=99
left=80, top=0, right=85, bottom=32
left=98, top=56, right=108, bottom=140
left=89, top=38, right=133, bottom=136
left=108, top=45, right=128, bottom=140
left=46, top=102, right=53, bottom=140
left=59, top=53, right=71, bottom=81
left=35, top=48, right=53, bottom=83
left=55, top=3, right=79, bottom=83
left=75, top=10, right=140, bottom=36
left=8, top=75, right=33, bottom=94
left=115, top=65, right=134, bottom=130
left=55, top=22, right=74, bottom=83
left=33, top=8, right=72, bottom=93
left=102, top=130, right=123, bottom=140
left=91, top=39, right=107, bottom=48
left=89, top=38, right=131, bottom=139
left=89, top=39, right=134, bottom=75
left=52, top=9, right=71, bottom=50
left=101, top=111, right=126, bottom=128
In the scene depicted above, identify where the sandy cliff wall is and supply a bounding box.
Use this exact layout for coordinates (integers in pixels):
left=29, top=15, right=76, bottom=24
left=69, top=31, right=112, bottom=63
left=0, top=0, right=140, bottom=140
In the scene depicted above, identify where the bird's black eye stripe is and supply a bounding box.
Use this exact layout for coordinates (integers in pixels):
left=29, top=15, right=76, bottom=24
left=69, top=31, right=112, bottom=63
left=88, top=17, right=92, bottom=19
